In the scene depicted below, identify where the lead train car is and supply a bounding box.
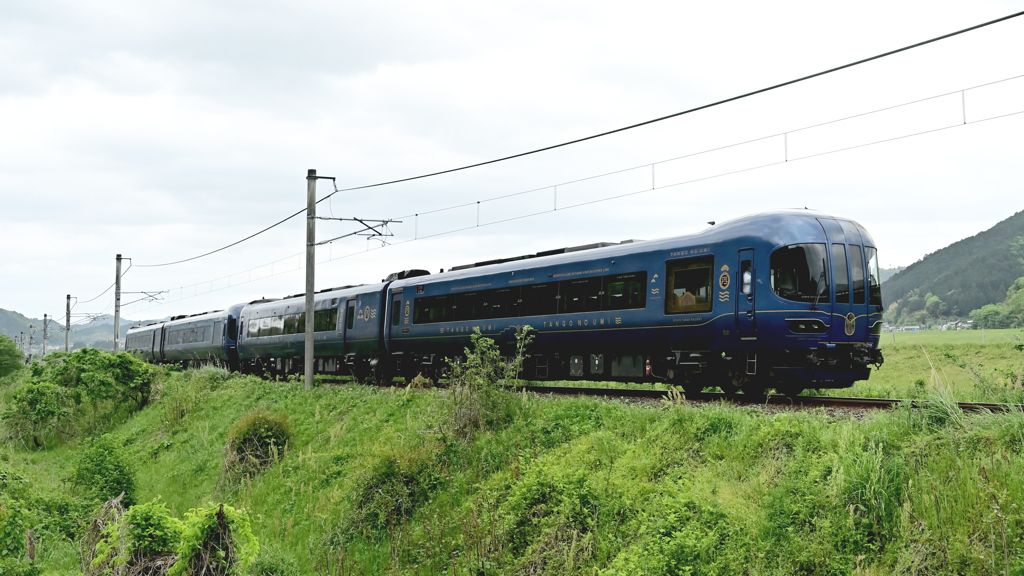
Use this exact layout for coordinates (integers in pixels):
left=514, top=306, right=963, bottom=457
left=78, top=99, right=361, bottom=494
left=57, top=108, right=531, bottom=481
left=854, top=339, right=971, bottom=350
left=127, top=210, right=884, bottom=393
left=386, top=210, right=883, bottom=394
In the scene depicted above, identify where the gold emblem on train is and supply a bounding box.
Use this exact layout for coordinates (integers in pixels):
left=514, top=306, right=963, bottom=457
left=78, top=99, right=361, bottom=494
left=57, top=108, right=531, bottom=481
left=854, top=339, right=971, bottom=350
left=844, top=312, right=856, bottom=336
left=719, top=271, right=730, bottom=290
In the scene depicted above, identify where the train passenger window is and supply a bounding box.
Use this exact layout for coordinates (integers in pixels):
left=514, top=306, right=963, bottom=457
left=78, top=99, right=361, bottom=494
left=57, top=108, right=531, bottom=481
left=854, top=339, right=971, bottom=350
left=283, top=314, right=298, bottom=335
left=486, top=288, right=519, bottom=319
left=455, top=292, right=483, bottom=321
left=413, top=295, right=452, bottom=324
left=831, top=244, right=849, bottom=304
left=665, top=256, right=714, bottom=314
left=865, top=247, right=882, bottom=306
left=604, top=272, right=647, bottom=310
left=259, top=317, right=271, bottom=337
left=313, top=309, right=338, bottom=332
left=560, top=278, right=602, bottom=314
left=347, top=304, right=355, bottom=329
left=521, top=283, right=558, bottom=316
left=769, top=244, right=829, bottom=304
left=850, top=245, right=866, bottom=304
left=247, top=321, right=257, bottom=338
left=392, top=299, right=401, bottom=326
left=268, top=316, right=284, bottom=336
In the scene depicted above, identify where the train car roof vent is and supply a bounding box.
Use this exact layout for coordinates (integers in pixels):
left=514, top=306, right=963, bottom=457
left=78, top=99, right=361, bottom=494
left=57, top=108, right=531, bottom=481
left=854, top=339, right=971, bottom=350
left=386, top=269, right=431, bottom=282
left=169, top=315, right=187, bottom=321
left=248, top=298, right=280, bottom=305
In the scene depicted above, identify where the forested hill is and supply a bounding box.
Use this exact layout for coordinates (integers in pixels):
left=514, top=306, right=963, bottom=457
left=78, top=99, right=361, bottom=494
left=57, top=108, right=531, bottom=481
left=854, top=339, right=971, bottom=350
left=882, top=209, right=1024, bottom=318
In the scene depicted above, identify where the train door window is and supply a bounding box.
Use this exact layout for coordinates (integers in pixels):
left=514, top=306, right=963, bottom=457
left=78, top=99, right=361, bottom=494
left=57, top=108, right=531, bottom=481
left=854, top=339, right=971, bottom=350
left=486, top=288, right=519, bottom=319
left=850, top=245, right=866, bottom=304
left=227, top=318, right=237, bottom=341
left=455, top=292, right=483, bottom=321
left=347, top=304, right=355, bottom=329
left=831, top=244, right=849, bottom=304
left=603, top=272, right=646, bottom=311
left=521, top=283, right=558, bottom=316
left=560, top=278, right=602, bottom=314
left=865, top=247, right=882, bottom=306
left=740, top=261, right=752, bottom=295
left=392, top=298, right=401, bottom=326
left=665, top=256, right=714, bottom=314
left=769, top=244, right=829, bottom=304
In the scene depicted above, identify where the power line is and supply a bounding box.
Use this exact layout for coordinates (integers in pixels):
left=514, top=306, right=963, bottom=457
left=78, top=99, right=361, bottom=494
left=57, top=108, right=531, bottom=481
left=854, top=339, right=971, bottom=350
left=129, top=8, right=1024, bottom=269
left=122, top=91, right=1024, bottom=317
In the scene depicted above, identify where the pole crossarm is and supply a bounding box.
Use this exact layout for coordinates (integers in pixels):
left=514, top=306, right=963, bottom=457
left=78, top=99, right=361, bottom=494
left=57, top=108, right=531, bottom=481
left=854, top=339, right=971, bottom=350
left=316, top=218, right=402, bottom=246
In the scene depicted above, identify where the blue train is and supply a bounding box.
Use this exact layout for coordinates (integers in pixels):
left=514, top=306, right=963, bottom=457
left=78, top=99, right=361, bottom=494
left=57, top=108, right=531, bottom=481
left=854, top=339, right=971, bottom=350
left=126, top=210, right=884, bottom=394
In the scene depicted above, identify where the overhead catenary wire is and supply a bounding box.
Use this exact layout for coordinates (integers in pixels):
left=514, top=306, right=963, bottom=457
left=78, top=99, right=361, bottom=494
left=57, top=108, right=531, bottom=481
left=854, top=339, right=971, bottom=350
left=126, top=8, right=1024, bottom=269
left=122, top=88, right=1024, bottom=317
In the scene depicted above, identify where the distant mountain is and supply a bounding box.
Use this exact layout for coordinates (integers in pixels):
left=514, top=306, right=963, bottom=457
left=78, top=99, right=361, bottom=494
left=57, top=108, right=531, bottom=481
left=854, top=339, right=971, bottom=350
left=883, top=210, right=1024, bottom=322
left=0, top=308, right=159, bottom=353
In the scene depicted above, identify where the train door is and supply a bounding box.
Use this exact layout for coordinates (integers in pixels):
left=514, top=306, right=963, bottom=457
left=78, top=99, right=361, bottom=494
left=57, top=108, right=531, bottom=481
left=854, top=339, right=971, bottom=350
left=838, top=220, right=869, bottom=343
left=387, top=290, right=403, bottom=352
left=818, top=218, right=856, bottom=344
left=343, top=298, right=356, bottom=350
left=735, top=249, right=756, bottom=339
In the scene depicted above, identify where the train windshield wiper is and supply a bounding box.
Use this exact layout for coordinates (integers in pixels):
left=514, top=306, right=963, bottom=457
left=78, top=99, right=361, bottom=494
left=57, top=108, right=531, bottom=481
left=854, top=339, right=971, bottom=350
left=811, top=259, right=826, bottom=311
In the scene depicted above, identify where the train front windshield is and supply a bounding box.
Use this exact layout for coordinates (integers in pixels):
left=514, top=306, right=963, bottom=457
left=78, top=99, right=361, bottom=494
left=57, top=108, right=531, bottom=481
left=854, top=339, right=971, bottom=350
left=770, top=244, right=829, bottom=304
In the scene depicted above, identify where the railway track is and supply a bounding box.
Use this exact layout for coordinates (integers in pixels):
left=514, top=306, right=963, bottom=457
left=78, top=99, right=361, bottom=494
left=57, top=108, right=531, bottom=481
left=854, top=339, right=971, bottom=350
left=318, top=377, right=1022, bottom=413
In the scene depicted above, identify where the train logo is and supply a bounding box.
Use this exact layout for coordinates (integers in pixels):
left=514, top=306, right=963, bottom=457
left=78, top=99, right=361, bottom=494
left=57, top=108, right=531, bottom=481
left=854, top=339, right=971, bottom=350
left=845, top=312, right=856, bottom=336
left=404, top=302, right=410, bottom=318
left=718, top=271, right=730, bottom=290
left=718, top=291, right=730, bottom=302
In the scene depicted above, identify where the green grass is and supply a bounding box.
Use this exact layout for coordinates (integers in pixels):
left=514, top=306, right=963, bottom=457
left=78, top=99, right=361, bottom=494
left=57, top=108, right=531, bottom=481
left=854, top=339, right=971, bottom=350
left=2, top=339, right=1024, bottom=575
left=879, top=328, right=1023, bottom=347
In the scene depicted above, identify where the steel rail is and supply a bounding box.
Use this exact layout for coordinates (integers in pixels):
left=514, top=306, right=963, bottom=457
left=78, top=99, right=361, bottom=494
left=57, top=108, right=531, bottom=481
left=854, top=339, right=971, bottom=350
left=317, top=376, right=1021, bottom=412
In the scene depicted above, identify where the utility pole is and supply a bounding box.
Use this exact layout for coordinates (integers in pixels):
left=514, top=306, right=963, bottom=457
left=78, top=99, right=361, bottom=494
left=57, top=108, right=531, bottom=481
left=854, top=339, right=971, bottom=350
left=65, top=295, right=71, bottom=352
left=113, top=254, right=122, bottom=353
left=27, top=325, right=33, bottom=363
left=304, top=169, right=317, bottom=390
left=42, top=314, right=48, bottom=358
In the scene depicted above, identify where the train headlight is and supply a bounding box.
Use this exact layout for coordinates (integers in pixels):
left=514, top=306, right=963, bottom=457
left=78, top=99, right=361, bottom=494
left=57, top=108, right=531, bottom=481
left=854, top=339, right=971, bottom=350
left=788, top=319, right=827, bottom=334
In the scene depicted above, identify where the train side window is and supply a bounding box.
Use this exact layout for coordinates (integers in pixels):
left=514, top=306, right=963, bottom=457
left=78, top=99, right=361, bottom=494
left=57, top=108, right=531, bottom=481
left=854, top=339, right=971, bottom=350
left=560, top=278, right=602, bottom=314
left=850, top=245, right=866, bottom=304
left=831, top=244, right=849, bottom=304
left=865, top=247, right=882, bottom=306
left=248, top=321, right=259, bottom=338
left=665, top=256, right=714, bottom=314
left=347, top=304, right=355, bottom=329
left=413, top=295, right=451, bottom=324
left=455, top=292, right=483, bottom=321
left=521, top=283, right=558, bottom=316
left=487, top=287, right=519, bottom=319
left=283, top=314, right=298, bottom=335
left=769, top=244, right=830, bottom=304
left=392, top=299, right=401, bottom=326
left=604, top=272, right=647, bottom=310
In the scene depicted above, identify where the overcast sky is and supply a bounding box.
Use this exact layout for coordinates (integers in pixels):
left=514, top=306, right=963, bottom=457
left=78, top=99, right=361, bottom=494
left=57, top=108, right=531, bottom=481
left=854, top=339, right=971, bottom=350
left=2, top=1, right=1023, bottom=324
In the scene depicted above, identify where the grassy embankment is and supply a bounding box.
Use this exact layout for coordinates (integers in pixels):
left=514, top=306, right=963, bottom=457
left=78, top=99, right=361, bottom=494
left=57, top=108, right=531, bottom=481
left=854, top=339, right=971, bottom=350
left=1, top=331, right=1023, bottom=575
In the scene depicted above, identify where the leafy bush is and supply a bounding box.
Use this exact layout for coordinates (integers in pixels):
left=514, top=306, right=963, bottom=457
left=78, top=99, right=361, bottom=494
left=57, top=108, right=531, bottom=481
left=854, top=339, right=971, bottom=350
left=169, top=503, right=258, bottom=576
left=0, top=495, right=33, bottom=563
left=224, top=410, right=290, bottom=473
left=346, top=455, right=431, bottom=539
left=70, top=434, right=137, bottom=507
left=0, top=334, right=23, bottom=380
left=1, top=382, right=72, bottom=447
left=31, top=348, right=155, bottom=410
left=445, top=326, right=533, bottom=440
left=124, top=499, right=183, bottom=559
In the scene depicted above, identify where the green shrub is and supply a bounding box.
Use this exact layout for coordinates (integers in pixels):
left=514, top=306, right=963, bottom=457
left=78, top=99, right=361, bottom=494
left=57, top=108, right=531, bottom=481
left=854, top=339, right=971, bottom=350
left=169, top=503, right=258, bottom=576
left=123, top=499, right=183, bottom=559
left=0, top=334, right=23, bottom=380
left=224, top=410, right=291, bottom=473
left=345, top=455, right=435, bottom=540
left=31, top=348, right=155, bottom=410
left=1, top=382, right=72, bottom=447
left=0, top=495, right=33, bottom=563
left=70, top=434, right=137, bottom=507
